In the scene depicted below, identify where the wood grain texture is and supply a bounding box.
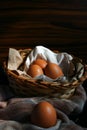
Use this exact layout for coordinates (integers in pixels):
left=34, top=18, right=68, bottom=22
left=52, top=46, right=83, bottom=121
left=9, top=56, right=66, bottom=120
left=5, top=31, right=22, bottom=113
left=0, top=1, right=87, bottom=61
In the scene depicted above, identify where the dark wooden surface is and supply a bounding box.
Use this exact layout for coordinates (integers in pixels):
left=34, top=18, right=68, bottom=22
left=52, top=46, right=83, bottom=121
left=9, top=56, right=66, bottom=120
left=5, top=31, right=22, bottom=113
left=0, top=0, right=87, bottom=61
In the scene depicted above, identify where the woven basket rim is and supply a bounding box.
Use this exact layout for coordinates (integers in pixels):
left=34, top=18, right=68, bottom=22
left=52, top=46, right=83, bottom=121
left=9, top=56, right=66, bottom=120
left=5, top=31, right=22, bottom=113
left=3, top=54, right=86, bottom=87
left=2, top=48, right=87, bottom=98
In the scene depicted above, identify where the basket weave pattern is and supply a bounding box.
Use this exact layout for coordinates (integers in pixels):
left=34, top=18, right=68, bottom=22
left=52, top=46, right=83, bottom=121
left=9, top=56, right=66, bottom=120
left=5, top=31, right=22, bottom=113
left=3, top=48, right=87, bottom=99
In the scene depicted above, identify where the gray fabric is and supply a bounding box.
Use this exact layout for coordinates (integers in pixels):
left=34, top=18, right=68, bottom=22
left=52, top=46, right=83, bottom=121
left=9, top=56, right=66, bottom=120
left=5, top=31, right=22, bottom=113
left=0, top=84, right=86, bottom=129
left=0, top=84, right=86, bottom=116
left=22, top=120, right=61, bottom=130
left=0, top=115, right=86, bottom=130
left=47, top=84, right=87, bottom=115
left=0, top=120, right=22, bottom=130
left=15, top=84, right=86, bottom=116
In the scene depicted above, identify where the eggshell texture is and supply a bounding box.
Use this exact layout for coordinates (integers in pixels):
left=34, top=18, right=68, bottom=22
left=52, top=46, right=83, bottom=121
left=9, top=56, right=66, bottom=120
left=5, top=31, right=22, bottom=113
left=33, top=58, right=47, bottom=69
left=44, top=62, right=64, bottom=79
left=27, top=64, right=44, bottom=78
left=30, top=101, right=57, bottom=128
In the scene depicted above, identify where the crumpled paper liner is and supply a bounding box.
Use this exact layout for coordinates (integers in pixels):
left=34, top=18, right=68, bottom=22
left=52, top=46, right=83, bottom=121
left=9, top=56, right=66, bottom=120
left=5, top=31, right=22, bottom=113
left=7, top=46, right=84, bottom=82
left=7, top=48, right=23, bottom=70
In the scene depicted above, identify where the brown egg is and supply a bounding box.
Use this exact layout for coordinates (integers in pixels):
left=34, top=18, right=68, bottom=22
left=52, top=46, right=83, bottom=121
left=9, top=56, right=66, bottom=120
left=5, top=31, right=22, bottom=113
left=27, top=64, right=44, bottom=78
left=44, top=62, right=64, bottom=79
left=30, top=101, right=57, bottom=128
left=33, top=58, right=47, bottom=69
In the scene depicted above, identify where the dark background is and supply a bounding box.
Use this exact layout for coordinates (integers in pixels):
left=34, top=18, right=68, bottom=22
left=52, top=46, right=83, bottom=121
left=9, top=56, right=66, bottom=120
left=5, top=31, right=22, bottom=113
left=0, top=0, right=87, bottom=61
left=0, top=0, right=87, bottom=128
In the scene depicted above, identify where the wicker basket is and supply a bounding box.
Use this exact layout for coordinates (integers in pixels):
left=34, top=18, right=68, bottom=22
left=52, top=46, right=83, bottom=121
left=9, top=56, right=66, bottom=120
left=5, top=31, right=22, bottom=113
left=3, top=48, right=87, bottom=99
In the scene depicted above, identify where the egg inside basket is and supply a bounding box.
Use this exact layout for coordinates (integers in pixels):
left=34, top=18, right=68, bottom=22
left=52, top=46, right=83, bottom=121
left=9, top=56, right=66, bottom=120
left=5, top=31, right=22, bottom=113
left=3, top=46, right=86, bottom=99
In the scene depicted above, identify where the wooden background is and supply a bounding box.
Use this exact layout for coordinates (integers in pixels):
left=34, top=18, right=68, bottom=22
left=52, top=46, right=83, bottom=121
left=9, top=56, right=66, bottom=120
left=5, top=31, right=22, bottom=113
left=0, top=0, right=87, bottom=62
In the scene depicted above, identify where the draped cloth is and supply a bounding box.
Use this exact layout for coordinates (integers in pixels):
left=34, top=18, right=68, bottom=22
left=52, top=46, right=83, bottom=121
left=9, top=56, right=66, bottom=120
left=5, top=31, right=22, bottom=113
left=0, top=60, right=87, bottom=130
left=0, top=82, right=86, bottom=130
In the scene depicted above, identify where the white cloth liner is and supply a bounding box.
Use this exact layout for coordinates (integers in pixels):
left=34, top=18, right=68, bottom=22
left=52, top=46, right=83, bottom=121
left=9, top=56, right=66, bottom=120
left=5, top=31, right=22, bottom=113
left=7, top=45, right=84, bottom=82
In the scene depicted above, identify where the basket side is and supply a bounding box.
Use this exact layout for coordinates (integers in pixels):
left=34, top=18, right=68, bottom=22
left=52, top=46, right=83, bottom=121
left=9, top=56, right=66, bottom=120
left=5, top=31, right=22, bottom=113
left=2, top=49, right=87, bottom=99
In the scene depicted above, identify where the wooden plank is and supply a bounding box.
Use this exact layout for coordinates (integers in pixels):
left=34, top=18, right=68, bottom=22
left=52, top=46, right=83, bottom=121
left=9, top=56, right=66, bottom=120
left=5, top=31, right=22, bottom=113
left=0, top=1, right=87, bottom=61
